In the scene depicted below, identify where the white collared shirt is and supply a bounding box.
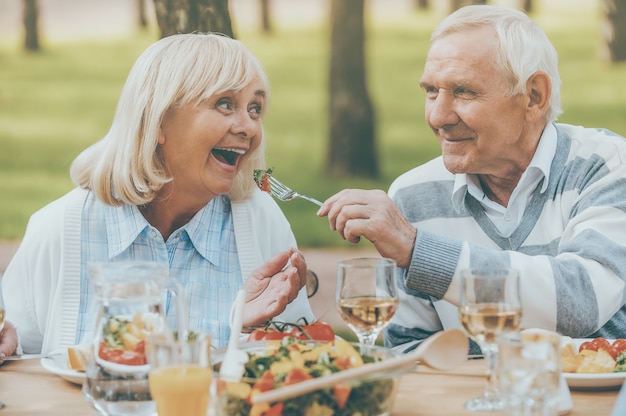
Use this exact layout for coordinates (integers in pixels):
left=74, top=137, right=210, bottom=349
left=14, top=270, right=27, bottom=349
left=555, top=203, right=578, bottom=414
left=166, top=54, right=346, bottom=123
left=452, top=123, right=557, bottom=237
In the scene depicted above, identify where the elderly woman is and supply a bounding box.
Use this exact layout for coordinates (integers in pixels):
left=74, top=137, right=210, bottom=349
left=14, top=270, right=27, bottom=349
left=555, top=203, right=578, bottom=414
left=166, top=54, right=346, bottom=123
left=0, top=33, right=314, bottom=355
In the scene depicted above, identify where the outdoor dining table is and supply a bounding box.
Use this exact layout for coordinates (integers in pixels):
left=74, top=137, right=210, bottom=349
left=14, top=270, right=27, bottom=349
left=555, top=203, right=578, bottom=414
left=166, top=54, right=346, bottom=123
left=0, top=358, right=619, bottom=415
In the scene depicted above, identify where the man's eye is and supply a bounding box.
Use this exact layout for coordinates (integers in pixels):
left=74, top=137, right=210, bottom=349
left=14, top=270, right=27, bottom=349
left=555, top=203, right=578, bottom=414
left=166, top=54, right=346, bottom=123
left=422, top=86, right=437, bottom=97
left=454, top=88, right=474, bottom=97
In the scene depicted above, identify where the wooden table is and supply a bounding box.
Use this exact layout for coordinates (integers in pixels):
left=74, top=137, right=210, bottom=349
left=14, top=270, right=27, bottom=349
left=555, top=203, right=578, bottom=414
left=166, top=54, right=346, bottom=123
left=0, top=358, right=619, bottom=415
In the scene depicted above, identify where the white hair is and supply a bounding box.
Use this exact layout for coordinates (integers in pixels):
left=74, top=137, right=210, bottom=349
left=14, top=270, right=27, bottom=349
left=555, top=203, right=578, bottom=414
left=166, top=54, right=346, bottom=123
left=432, top=5, right=562, bottom=122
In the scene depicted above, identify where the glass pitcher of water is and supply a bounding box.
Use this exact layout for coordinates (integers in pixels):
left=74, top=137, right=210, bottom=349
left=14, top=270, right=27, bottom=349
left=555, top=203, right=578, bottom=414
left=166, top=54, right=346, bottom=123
left=82, top=261, right=188, bottom=416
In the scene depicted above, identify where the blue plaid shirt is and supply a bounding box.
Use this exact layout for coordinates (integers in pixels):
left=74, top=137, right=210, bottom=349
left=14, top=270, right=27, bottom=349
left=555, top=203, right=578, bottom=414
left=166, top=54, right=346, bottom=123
left=76, top=192, right=241, bottom=347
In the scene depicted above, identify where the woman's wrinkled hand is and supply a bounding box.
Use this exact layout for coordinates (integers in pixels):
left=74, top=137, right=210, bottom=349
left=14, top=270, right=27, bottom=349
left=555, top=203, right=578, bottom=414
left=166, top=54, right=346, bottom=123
left=0, top=321, right=19, bottom=364
left=242, top=248, right=308, bottom=328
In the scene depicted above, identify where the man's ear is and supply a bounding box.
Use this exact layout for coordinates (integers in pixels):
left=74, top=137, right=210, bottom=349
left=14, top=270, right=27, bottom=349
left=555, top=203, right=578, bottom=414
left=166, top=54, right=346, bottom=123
left=526, top=71, right=551, bottom=122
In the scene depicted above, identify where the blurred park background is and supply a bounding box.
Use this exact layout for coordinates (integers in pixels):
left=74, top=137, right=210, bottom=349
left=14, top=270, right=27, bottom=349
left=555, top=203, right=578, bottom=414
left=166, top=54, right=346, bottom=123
left=1, top=0, right=625, bottom=250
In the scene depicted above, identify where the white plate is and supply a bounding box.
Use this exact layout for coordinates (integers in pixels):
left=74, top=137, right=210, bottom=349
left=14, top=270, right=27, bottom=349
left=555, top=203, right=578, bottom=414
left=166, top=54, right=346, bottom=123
left=563, top=338, right=626, bottom=390
left=40, top=348, right=85, bottom=385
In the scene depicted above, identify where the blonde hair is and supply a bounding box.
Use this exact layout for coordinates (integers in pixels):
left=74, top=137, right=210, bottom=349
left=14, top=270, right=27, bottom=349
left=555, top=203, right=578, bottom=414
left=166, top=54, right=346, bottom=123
left=70, top=33, right=270, bottom=205
left=432, top=5, right=562, bottom=122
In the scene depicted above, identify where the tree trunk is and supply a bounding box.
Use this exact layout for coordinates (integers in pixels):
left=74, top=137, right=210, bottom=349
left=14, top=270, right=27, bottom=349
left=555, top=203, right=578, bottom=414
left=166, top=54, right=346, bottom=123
left=137, top=0, right=148, bottom=28
left=23, top=0, right=39, bottom=51
left=260, top=0, right=272, bottom=34
left=602, top=0, right=626, bottom=62
left=522, top=0, right=533, bottom=13
left=415, top=0, right=429, bottom=10
left=153, top=0, right=234, bottom=39
left=327, top=0, right=377, bottom=179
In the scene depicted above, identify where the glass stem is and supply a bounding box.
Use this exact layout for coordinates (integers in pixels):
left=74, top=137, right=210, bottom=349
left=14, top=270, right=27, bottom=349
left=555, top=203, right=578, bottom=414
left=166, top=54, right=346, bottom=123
left=358, top=332, right=378, bottom=355
left=482, top=343, right=499, bottom=400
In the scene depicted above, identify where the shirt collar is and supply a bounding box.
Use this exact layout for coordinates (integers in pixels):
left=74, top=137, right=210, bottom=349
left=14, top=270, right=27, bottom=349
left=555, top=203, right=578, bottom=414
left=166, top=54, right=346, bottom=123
left=105, top=202, right=151, bottom=258
left=104, top=196, right=229, bottom=266
left=185, top=196, right=230, bottom=266
left=451, top=123, right=557, bottom=210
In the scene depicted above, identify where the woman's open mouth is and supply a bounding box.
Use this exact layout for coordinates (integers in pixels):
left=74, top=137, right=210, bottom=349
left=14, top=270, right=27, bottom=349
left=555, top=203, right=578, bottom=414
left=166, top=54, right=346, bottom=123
left=211, top=147, right=245, bottom=166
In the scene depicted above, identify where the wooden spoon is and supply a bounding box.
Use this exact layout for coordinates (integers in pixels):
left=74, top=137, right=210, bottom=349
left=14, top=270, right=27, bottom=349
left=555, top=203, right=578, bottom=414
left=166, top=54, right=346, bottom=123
left=251, top=328, right=469, bottom=404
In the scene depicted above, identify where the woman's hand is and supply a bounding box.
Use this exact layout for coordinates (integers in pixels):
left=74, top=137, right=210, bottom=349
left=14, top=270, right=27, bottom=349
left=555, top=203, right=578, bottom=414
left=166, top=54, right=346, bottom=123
left=241, top=248, right=308, bottom=328
left=0, top=321, right=19, bottom=363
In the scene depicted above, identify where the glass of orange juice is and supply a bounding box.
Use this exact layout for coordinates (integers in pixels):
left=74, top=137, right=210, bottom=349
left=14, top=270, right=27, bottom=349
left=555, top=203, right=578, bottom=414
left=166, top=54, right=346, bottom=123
left=146, top=332, right=212, bottom=416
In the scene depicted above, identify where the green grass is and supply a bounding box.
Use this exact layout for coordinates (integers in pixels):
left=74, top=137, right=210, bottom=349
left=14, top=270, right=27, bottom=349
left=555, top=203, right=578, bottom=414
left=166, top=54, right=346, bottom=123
left=1, top=1, right=625, bottom=247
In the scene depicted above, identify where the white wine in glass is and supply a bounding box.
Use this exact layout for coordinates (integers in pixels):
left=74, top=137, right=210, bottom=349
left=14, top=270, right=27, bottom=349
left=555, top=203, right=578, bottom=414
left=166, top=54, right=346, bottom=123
left=459, top=268, right=522, bottom=412
left=337, top=258, right=398, bottom=352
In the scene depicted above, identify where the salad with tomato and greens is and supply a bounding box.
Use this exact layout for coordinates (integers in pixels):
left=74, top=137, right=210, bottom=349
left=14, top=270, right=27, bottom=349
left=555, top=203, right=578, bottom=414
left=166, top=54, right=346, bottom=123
left=215, top=337, right=399, bottom=416
left=97, top=312, right=162, bottom=366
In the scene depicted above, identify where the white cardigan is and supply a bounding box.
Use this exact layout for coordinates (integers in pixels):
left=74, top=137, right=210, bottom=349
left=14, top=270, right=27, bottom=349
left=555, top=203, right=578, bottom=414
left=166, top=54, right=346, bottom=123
left=3, top=187, right=314, bottom=353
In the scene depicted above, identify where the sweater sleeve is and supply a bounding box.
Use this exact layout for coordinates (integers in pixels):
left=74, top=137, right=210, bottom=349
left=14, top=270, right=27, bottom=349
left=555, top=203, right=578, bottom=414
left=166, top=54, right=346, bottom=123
left=1, top=188, right=87, bottom=354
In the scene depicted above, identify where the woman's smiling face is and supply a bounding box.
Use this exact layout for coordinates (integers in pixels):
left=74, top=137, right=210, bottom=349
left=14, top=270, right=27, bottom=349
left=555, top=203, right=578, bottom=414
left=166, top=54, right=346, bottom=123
left=157, top=79, right=266, bottom=204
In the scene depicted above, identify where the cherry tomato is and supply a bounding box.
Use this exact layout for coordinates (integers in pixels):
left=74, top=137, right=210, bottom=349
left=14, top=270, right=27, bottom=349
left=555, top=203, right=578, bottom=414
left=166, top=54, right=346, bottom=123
left=247, top=328, right=294, bottom=341
left=606, top=346, right=620, bottom=360
left=134, top=339, right=145, bottom=355
left=283, top=367, right=313, bottom=386
left=97, top=341, right=146, bottom=365
left=247, top=320, right=335, bottom=342
left=612, top=339, right=626, bottom=354
left=252, top=371, right=275, bottom=392
left=591, top=337, right=611, bottom=351
left=265, top=403, right=284, bottom=416
left=292, top=321, right=336, bottom=342
left=578, top=341, right=598, bottom=353
left=334, top=383, right=352, bottom=409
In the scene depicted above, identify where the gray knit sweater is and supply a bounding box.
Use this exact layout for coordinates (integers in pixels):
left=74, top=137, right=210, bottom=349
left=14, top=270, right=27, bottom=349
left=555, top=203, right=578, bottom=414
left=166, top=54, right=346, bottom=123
left=385, top=123, right=626, bottom=352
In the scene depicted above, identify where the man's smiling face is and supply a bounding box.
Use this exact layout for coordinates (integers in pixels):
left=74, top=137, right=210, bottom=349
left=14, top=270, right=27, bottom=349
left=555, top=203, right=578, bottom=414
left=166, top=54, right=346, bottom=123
left=420, top=26, right=528, bottom=179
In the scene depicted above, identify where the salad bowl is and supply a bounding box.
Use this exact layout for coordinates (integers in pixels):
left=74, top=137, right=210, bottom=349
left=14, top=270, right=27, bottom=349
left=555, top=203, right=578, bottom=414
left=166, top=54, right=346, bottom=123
left=212, top=338, right=414, bottom=416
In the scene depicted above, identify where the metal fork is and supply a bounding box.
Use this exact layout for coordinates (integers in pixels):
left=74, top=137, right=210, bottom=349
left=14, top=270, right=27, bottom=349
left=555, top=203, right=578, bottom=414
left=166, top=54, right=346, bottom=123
left=267, top=176, right=323, bottom=207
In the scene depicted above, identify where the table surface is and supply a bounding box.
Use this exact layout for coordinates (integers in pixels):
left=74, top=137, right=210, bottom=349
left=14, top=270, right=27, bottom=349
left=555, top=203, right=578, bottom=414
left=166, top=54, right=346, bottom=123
left=0, top=358, right=619, bottom=415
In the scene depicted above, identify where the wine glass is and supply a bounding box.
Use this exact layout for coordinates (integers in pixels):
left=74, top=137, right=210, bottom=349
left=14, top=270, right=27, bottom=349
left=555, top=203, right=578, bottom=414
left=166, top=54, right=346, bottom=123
left=336, top=257, right=398, bottom=353
left=459, top=267, right=522, bottom=412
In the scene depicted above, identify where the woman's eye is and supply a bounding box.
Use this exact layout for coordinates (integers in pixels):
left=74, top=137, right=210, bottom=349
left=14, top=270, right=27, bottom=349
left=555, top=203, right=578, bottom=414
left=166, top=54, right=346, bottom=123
left=249, top=104, right=262, bottom=115
left=217, top=99, right=232, bottom=110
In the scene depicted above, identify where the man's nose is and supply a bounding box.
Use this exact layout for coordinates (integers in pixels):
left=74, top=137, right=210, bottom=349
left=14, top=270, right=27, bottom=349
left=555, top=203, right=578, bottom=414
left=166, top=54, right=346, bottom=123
left=427, top=91, right=459, bottom=129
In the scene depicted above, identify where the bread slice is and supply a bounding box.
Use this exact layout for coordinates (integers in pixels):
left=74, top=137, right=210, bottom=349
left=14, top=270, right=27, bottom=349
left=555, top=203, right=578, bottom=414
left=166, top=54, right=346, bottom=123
left=577, top=348, right=616, bottom=374
left=67, top=344, right=92, bottom=372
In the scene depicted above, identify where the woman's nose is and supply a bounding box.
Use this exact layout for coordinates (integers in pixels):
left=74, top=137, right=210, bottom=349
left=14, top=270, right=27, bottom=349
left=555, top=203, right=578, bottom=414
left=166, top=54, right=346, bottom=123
left=231, top=110, right=256, bottom=138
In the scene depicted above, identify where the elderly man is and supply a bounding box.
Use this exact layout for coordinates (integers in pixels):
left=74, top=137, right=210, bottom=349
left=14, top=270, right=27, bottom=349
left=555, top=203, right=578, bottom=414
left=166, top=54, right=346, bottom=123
left=318, top=5, right=626, bottom=353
